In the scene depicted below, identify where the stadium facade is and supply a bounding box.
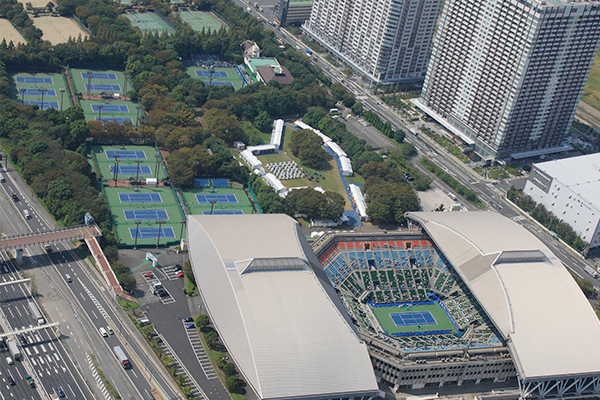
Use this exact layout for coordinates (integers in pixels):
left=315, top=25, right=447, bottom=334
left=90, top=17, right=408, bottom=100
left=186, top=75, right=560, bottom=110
left=415, top=0, right=600, bottom=161
left=187, top=214, right=380, bottom=400
left=314, top=211, right=600, bottom=398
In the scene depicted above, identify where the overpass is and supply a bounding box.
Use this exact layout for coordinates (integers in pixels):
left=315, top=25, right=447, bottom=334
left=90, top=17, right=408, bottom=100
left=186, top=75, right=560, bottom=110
left=0, top=224, right=102, bottom=252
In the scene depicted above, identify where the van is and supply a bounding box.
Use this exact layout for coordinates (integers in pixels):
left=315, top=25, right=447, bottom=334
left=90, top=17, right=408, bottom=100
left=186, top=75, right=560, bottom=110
left=65, top=274, right=72, bottom=283
left=0, top=174, right=5, bottom=183
left=23, top=210, right=31, bottom=220
left=99, top=327, right=108, bottom=337
left=138, top=317, right=150, bottom=325
left=106, top=326, right=114, bottom=335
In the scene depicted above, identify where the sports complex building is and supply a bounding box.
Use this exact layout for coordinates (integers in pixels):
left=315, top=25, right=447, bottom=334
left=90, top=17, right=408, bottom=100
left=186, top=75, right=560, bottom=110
left=188, top=211, right=600, bottom=399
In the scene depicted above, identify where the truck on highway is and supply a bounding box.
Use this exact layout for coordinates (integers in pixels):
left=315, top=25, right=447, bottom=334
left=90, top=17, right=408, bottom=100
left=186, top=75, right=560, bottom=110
left=113, top=346, right=131, bottom=369
left=29, top=301, right=45, bottom=325
left=584, top=265, right=598, bottom=279
left=6, top=339, right=21, bottom=360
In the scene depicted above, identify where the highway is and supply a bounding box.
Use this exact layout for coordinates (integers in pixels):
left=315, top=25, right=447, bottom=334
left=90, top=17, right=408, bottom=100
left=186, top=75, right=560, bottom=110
left=0, top=155, right=181, bottom=400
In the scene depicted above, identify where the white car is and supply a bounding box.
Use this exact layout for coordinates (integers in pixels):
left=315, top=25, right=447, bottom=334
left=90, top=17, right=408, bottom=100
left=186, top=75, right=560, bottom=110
left=6, top=356, right=13, bottom=365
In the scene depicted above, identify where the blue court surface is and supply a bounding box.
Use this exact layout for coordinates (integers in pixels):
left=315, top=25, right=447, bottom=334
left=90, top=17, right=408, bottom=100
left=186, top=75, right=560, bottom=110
left=106, top=150, right=146, bottom=160
left=196, top=194, right=238, bottom=204
left=207, top=81, right=234, bottom=87
left=202, top=210, right=243, bottom=215
left=16, top=76, right=53, bottom=84
left=110, top=165, right=152, bottom=175
left=193, top=178, right=211, bottom=187
left=129, top=226, right=175, bottom=239
left=211, top=178, right=229, bottom=187
left=390, top=311, right=437, bottom=327
left=81, top=72, right=117, bottom=80
left=23, top=101, right=59, bottom=109
left=119, top=193, right=163, bottom=203
left=195, top=70, right=229, bottom=78
left=96, top=117, right=134, bottom=124
left=86, top=84, right=122, bottom=92
left=20, top=88, right=56, bottom=96
left=91, top=104, right=129, bottom=113
left=124, top=209, right=168, bottom=221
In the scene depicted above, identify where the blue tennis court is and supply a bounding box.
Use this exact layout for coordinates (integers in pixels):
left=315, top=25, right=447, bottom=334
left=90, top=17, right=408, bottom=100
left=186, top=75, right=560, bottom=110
left=129, top=226, right=175, bottom=239
left=207, top=81, right=234, bottom=87
left=16, top=76, right=53, bottom=84
left=193, top=178, right=211, bottom=187
left=202, top=210, right=243, bottom=215
left=124, top=209, right=168, bottom=221
left=20, top=88, right=56, bottom=96
left=91, top=104, right=129, bottom=113
left=81, top=72, right=117, bottom=80
left=196, top=194, right=238, bottom=204
left=86, top=84, right=122, bottom=92
left=195, top=70, right=229, bottom=78
left=106, top=150, right=147, bottom=160
left=119, top=193, right=163, bottom=203
left=96, top=117, right=134, bottom=124
left=23, top=101, right=59, bottom=109
left=211, top=178, right=230, bottom=187
left=110, top=165, right=152, bottom=175
left=390, top=311, right=437, bottom=327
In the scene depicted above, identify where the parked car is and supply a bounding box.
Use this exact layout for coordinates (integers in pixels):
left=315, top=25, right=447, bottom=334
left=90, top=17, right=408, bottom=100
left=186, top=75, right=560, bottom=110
left=57, top=386, right=65, bottom=397
left=176, top=271, right=184, bottom=278
left=173, top=264, right=182, bottom=272
left=7, top=376, right=15, bottom=385
left=143, top=272, right=154, bottom=278
left=6, top=357, right=13, bottom=365
left=185, top=323, right=195, bottom=329
left=182, top=317, right=193, bottom=323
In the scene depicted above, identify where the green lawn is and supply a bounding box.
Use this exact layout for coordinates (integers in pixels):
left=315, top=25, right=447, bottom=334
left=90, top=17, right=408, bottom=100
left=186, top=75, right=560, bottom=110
left=371, top=303, right=457, bottom=335
left=582, top=55, right=600, bottom=110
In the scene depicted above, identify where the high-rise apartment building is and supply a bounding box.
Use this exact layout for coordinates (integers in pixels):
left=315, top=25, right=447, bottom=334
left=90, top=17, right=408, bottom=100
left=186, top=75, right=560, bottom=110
left=415, top=0, right=600, bottom=160
left=302, top=0, right=442, bottom=83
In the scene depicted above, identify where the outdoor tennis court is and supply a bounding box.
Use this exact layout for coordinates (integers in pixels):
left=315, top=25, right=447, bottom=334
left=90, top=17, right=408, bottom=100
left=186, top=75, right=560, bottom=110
left=86, top=84, right=122, bottom=92
left=196, top=193, right=238, bottom=204
left=371, top=303, right=458, bottom=335
left=70, top=69, right=130, bottom=96
left=106, top=150, right=147, bottom=160
left=125, top=11, right=176, bottom=35
left=119, top=193, right=163, bottom=203
left=110, top=165, right=152, bottom=175
left=186, top=67, right=245, bottom=90
left=181, top=186, right=254, bottom=216
left=193, top=178, right=230, bottom=187
left=13, top=73, right=71, bottom=111
left=81, top=100, right=139, bottom=125
left=176, top=10, right=228, bottom=33
left=124, top=209, right=168, bottom=221
left=203, top=210, right=243, bottom=215
left=129, top=226, right=175, bottom=239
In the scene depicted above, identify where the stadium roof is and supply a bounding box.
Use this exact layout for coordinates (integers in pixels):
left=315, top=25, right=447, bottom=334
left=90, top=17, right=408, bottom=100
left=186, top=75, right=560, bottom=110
left=406, top=211, right=600, bottom=380
left=187, top=214, right=379, bottom=400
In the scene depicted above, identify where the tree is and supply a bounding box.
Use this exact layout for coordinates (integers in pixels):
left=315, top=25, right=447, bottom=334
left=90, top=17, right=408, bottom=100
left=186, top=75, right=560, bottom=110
left=118, top=273, right=137, bottom=293
left=351, top=101, right=364, bottom=116
left=183, top=260, right=195, bottom=285
left=253, top=110, right=272, bottom=133
left=222, top=363, right=236, bottom=377
left=104, top=245, right=119, bottom=263
left=196, top=314, right=210, bottom=332
left=578, top=278, right=595, bottom=297
left=289, top=129, right=329, bottom=169
left=205, top=331, right=219, bottom=350
left=203, top=109, right=244, bottom=145
left=224, top=376, right=243, bottom=394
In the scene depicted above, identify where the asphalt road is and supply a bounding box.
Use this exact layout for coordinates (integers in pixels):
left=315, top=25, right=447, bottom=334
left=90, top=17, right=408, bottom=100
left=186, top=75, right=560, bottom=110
left=0, top=155, right=181, bottom=400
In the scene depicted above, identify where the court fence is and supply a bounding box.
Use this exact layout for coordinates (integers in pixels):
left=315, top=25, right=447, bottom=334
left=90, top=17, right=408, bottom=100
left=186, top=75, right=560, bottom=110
left=153, top=9, right=178, bottom=32
left=247, top=186, right=263, bottom=213
left=72, top=15, right=92, bottom=35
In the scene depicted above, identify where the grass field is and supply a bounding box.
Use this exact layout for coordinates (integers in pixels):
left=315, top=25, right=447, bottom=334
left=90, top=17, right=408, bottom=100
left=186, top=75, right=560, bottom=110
left=12, top=72, right=71, bottom=111
left=186, top=66, right=245, bottom=90
left=582, top=55, right=600, bottom=111
left=177, top=10, right=228, bottom=32
left=371, top=303, right=457, bottom=335
left=80, top=99, right=140, bottom=125
left=32, top=16, right=88, bottom=45
left=0, top=19, right=25, bottom=45
left=181, top=186, right=254, bottom=215
left=124, top=11, right=176, bottom=35
left=255, top=125, right=356, bottom=210
left=70, top=68, right=130, bottom=97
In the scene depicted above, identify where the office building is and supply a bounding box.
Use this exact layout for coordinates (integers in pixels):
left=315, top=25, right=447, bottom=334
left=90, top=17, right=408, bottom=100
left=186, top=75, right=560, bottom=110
left=274, top=0, right=313, bottom=25
left=524, top=153, right=600, bottom=249
left=303, top=0, right=442, bottom=84
left=415, top=0, right=600, bottom=160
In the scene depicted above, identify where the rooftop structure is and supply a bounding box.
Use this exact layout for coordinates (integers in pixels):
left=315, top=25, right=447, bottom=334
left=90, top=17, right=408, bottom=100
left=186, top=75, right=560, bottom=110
left=187, top=214, right=380, bottom=400
left=524, top=153, right=600, bottom=248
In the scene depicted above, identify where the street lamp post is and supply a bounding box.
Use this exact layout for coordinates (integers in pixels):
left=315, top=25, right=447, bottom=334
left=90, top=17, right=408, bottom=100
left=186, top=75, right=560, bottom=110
left=156, top=220, right=166, bottom=248
left=154, top=154, right=161, bottom=185
left=87, top=71, right=93, bottom=99
left=135, top=160, right=142, bottom=184
left=123, top=72, right=129, bottom=99
left=134, top=220, right=141, bottom=249
left=136, top=105, right=141, bottom=129
left=98, top=105, right=104, bottom=122
left=59, top=88, right=65, bottom=111
left=210, top=200, right=216, bottom=215
left=39, top=88, right=48, bottom=111
left=113, top=154, right=120, bottom=186
left=20, top=88, right=26, bottom=105
left=179, top=219, right=186, bottom=240
left=209, top=66, right=215, bottom=85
